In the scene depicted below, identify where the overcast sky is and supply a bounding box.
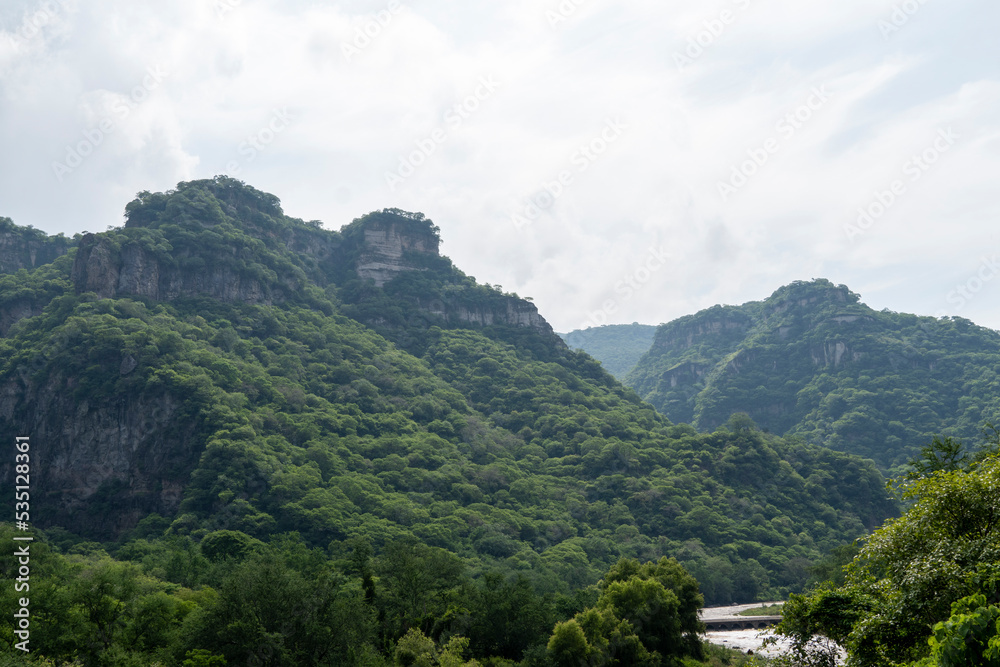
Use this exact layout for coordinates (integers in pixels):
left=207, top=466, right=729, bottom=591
left=2, top=0, right=998, bottom=333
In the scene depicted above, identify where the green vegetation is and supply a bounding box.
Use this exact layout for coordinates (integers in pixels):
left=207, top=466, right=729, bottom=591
left=560, top=323, right=658, bottom=379
left=626, top=279, right=1000, bottom=473
left=774, top=434, right=1000, bottom=666
left=737, top=604, right=783, bottom=617
left=0, top=215, right=74, bottom=275
left=0, top=178, right=902, bottom=664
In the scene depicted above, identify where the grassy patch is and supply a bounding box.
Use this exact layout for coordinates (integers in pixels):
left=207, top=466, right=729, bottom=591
left=737, top=603, right=784, bottom=616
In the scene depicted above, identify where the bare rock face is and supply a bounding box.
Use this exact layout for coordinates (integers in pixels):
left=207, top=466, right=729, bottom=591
left=352, top=215, right=555, bottom=334
left=651, top=308, right=753, bottom=354
left=355, top=218, right=440, bottom=287
left=71, top=234, right=286, bottom=304
left=440, top=300, right=552, bottom=332
left=0, top=299, right=44, bottom=336
left=0, top=221, right=74, bottom=335
left=0, top=372, right=196, bottom=538
left=0, top=221, right=72, bottom=275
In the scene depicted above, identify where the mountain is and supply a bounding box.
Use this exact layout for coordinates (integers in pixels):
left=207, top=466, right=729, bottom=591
left=626, top=279, right=1000, bottom=472
left=0, top=178, right=898, bottom=663
left=559, top=323, right=657, bottom=379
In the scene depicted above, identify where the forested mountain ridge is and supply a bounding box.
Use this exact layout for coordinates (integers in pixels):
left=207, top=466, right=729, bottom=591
left=559, top=323, right=657, bottom=379
left=0, top=178, right=898, bottom=663
left=626, top=279, right=1000, bottom=472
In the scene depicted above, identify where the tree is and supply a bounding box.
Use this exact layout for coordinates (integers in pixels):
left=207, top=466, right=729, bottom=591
left=466, top=572, right=554, bottom=660
left=914, top=594, right=1000, bottom=667
left=601, top=556, right=705, bottom=659
left=547, top=619, right=591, bottom=667
left=393, top=629, right=480, bottom=667
left=545, top=557, right=704, bottom=666
left=776, top=446, right=1000, bottom=666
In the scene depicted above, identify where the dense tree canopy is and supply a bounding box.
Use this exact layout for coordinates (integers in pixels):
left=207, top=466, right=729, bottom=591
left=776, top=438, right=1000, bottom=666
left=625, top=280, right=1000, bottom=473
left=0, top=178, right=904, bottom=665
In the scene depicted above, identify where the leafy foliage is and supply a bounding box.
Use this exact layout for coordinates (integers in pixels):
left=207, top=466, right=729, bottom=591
left=626, top=279, right=1000, bottom=472
left=775, top=440, right=1000, bottom=667
left=560, top=324, right=658, bottom=379
left=0, top=179, right=906, bottom=665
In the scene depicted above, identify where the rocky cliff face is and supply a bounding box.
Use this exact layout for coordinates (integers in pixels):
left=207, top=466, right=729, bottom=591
left=3, top=191, right=562, bottom=538
left=762, top=281, right=853, bottom=320
left=0, top=300, right=45, bottom=337
left=71, top=234, right=296, bottom=304
left=0, top=222, right=75, bottom=335
left=425, top=296, right=553, bottom=333
left=354, top=217, right=439, bottom=287
left=627, top=279, right=877, bottom=428
left=651, top=307, right=753, bottom=354
left=0, top=373, right=196, bottom=539
left=352, top=213, right=554, bottom=333
left=0, top=219, right=73, bottom=275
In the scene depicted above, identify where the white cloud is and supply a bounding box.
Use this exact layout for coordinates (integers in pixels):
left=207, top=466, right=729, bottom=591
left=1, top=0, right=998, bottom=331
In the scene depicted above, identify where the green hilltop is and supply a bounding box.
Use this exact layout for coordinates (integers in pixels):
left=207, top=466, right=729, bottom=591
left=625, top=279, right=1000, bottom=473
left=0, top=179, right=897, bottom=665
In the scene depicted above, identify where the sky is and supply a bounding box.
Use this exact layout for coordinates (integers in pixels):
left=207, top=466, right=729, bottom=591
left=1, top=0, right=998, bottom=333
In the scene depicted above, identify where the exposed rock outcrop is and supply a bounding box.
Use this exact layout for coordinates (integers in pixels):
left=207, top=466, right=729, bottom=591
left=651, top=307, right=753, bottom=354
left=0, top=219, right=75, bottom=335
left=354, top=216, right=440, bottom=287
left=71, top=234, right=294, bottom=304
left=350, top=212, right=554, bottom=334
left=0, top=218, right=73, bottom=275
left=0, top=375, right=196, bottom=538
left=424, top=297, right=554, bottom=334
left=0, top=299, right=45, bottom=336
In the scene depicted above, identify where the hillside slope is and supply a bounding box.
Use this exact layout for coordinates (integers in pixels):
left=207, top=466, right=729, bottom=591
left=626, top=279, right=1000, bottom=471
left=559, top=323, right=657, bottom=379
left=0, top=179, right=896, bottom=607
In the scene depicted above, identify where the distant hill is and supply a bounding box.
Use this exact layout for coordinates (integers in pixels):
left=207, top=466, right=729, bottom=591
left=0, top=180, right=906, bottom=663
left=625, top=279, right=1000, bottom=472
left=0, top=179, right=895, bottom=607
left=559, top=323, right=657, bottom=378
